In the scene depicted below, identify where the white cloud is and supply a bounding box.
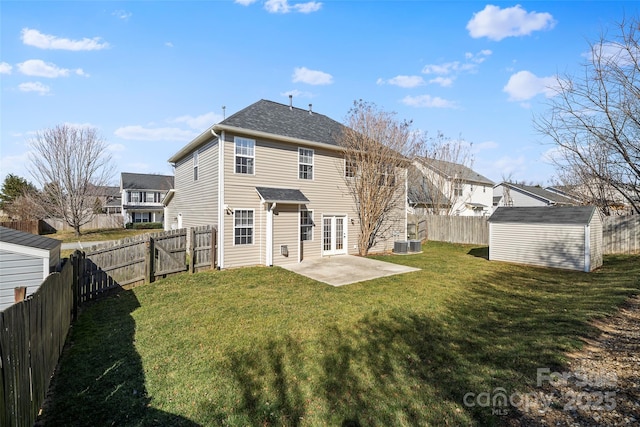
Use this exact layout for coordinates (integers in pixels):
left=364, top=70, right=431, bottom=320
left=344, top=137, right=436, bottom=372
left=0, top=62, right=12, bottom=74
left=421, top=50, right=491, bottom=85
left=18, top=81, right=50, bottom=95
left=402, top=94, right=457, bottom=109
left=114, top=125, right=196, bottom=141
left=472, top=140, right=499, bottom=154
left=235, top=0, right=258, bottom=5
left=64, top=122, right=94, bottom=129
left=377, top=75, right=425, bottom=88
left=165, top=42, right=174, bottom=48
left=492, top=155, right=527, bottom=178
left=264, top=0, right=321, bottom=13
left=0, top=151, right=32, bottom=177
left=21, top=28, right=109, bottom=51
left=112, top=10, right=132, bottom=20
left=171, top=112, right=223, bottom=130
left=428, top=77, right=454, bottom=87
left=17, top=59, right=85, bottom=78
left=281, top=89, right=314, bottom=98
left=503, top=70, right=560, bottom=101
left=466, top=5, right=555, bottom=41
left=292, top=66, right=333, bottom=85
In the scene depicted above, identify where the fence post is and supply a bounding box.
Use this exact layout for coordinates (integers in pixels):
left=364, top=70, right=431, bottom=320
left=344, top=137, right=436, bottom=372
left=189, top=227, right=195, bottom=274
left=14, top=286, right=26, bottom=303
left=145, top=236, right=155, bottom=284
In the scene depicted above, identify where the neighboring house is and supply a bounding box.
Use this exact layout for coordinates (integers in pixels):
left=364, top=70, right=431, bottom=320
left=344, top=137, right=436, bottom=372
left=164, top=99, right=407, bottom=269
left=94, top=185, right=122, bottom=214
left=493, top=182, right=575, bottom=210
left=121, top=173, right=174, bottom=225
left=412, top=158, right=494, bottom=216
left=488, top=206, right=603, bottom=272
left=0, top=226, right=61, bottom=310
left=546, top=184, right=634, bottom=216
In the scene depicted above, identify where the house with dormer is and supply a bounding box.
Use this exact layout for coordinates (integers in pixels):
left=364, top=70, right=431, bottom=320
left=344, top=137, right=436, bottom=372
left=164, top=99, right=407, bottom=269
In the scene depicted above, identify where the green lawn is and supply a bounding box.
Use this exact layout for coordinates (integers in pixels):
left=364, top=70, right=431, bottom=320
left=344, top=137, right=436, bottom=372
left=40, top=242, right=640, bottom=426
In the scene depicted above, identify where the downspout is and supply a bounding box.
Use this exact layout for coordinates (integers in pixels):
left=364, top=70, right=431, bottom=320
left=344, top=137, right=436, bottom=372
left=266, top=202, right=276, bottom=266
left=216, top=129, right=225, bottom=269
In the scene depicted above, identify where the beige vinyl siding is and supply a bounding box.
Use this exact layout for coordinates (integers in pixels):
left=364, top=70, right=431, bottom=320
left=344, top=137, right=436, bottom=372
left=220, top=132, right=407, bottom=267
left=166, top=139, right=219, bottom=229
left=589, top=213, right=603, bottom=271
left=490, top=223, right=586, bottom=271
left=272, top=204, right=299, bottom=266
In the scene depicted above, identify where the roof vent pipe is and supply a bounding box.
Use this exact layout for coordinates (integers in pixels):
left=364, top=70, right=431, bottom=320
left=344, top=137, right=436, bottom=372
left=309, top=104, right=313, bottom=115
left=289, top=94, right=293, bottom=110
left=222, top=105, right=226, bottom=120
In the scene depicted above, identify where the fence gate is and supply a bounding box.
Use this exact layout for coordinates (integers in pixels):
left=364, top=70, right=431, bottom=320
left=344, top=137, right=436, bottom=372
left=154, top=230, right=188, bottom=277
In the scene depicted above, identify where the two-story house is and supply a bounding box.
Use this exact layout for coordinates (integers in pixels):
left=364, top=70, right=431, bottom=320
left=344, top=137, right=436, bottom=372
left=412, top=158, right=494, bottom=216
left=164, top=99, right=407, bottom=269
left=121, top=172, right=174, bottom=225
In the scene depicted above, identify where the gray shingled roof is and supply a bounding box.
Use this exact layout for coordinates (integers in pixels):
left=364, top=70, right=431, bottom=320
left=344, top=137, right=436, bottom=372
left=0, top=226, right=61, bottom=250
left=418, top=158, right=494, bottom=185
left=504, top=182, right=575, bottom=205
left=255, top=187, right=310, bottom=204
left=221, top=100, right=346, bottom=146
left=488, top=206, right=597, bottom=225
left=121, top=173, right=174, bottom=191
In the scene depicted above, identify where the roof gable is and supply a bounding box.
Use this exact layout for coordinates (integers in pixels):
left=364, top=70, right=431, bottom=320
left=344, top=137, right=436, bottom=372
left=502, top=182, right=575, bottom=205
left=121, top=173, right=174, bottom=191
left=0, top=226, right=61, bottom=250
left=419, top=158, right=494, bottom=185
left=488, top=206, right=596, bottom=225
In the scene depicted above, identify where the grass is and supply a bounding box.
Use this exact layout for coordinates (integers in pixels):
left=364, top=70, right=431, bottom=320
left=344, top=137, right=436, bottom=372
left=52, top=227, right=152, bottom=257
left=40, top=241, right=640, bottom=426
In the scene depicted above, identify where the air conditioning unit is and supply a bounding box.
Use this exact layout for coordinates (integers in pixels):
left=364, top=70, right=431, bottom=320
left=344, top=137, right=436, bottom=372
left=408, top=240, right=422, bottom=252
left=393, top=240, right=408, bottom=254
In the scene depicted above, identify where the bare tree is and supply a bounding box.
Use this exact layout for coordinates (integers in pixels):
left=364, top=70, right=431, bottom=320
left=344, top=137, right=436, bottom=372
left=535, top=16, right=640, bottom=214
left=410, top=133, right=474, bottom=215
left=28, top=124, right=116, bottom=235
left=340, top=100, right=417, bottom=256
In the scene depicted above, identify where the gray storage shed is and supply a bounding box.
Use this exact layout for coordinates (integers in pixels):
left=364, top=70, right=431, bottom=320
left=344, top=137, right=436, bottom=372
left=488, top=206, right=603, bottom=272
left=0, top=226, right=62, bottom=310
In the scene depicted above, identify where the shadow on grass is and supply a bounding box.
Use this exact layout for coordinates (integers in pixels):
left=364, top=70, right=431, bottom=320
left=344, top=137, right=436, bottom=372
left=467, top=246, right=489, bottom=260
left=38, top=290, right=200, bottom=427
left=197, top=254, right=640, bottom=426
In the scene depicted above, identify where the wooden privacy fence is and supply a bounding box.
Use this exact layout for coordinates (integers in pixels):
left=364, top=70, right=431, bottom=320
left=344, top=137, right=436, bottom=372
left=409, top=214, right=639, bottom=254
left=602, top=215, right=640, bottom=254
left=0, top=225, right=217, bottom=426
left=0, top=220, right=52, bottom=235
left=80, top=226, right=216, bottom=302
left=0, top=260, right=73, bottom=427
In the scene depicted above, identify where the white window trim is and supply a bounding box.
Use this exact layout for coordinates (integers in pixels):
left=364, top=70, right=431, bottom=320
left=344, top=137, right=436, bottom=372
left=233, top=209, right=255, bottom=245
left=234, top=137, right=256, bottom=175
left=344, top=159, right=357, bottom=178
left=298, top=147, right=314, bottom=180
left=300, top=209, right=314, bottom=241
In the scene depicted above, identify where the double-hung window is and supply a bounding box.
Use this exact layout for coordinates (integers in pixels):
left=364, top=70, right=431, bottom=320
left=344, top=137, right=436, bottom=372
left=454, top=182, right=463, bottom=197
left=234, top=209, right=254, bottom=245
left=345, top=160, right=357, bottom=178
left=235, top=137, right=255, bottom=174
left=300, top=210, right=314, bottom=241
left=299, top=148, right=314, bottom=180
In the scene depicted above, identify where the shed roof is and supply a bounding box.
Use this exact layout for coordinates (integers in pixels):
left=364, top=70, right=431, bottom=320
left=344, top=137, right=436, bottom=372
left=121, top=173, right=174, bottom=191
left=0, top=226, right=61, bottom=250
left=488, top=206, right=597, bottom=225
left=255, top=187, right=310, bottom=204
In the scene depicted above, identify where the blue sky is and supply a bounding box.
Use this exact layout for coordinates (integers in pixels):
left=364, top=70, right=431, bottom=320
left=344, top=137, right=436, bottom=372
left=1, top=1, right=636, bottom=186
